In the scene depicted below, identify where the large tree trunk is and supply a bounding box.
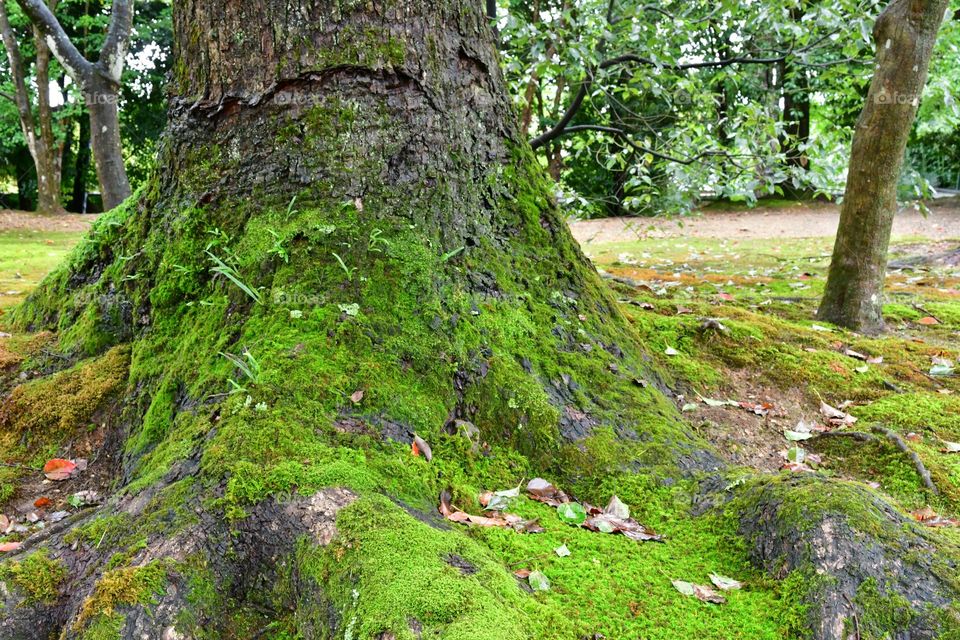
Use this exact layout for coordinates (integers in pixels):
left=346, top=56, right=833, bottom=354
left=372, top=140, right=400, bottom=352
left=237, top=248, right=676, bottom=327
left=3, top=2, right=960, bottom=639
left=818, top=0, right=949, bottom=333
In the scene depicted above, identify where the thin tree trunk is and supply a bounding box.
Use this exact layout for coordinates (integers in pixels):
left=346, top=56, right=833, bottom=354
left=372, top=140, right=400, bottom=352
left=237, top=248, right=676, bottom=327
left=85, top=75, right=130, bottom=209
left=70, top=110, right=91, bottom=212
left=818, top=0, right=949, bottom=332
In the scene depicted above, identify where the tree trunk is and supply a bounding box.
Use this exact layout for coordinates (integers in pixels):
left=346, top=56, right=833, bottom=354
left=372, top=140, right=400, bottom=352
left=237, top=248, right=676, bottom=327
left=33, top=25, right=65, bottom=215
left=0, top=0, right=64, bottom=215
left=69, top=110, right=91, bottom=213
left=84, top=76, right=130, bottom=210
left=818, top=0, right=949, bottom=333
left=3, top=2, right=960, bottom=639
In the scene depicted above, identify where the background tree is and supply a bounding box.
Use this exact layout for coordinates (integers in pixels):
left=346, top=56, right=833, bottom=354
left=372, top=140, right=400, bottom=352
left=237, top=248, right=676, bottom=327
left=818, top=0, right=950, bottom=332
left=2, top=1, right=959, bottom=638
left=0, top=0, right=66, bottom=214
left=15, top=0, right=134, bottom=210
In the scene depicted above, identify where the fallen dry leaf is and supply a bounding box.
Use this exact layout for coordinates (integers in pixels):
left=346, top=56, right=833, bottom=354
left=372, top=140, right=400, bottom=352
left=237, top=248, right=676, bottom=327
left=349, top=389, right=364, bottom=404
left=412, top=434, right=433, bottom=462
left=526, top=478, right=569, bottom=506
left=0, top=541, right=21, bottom=553
left=0, top=514, right=8, bottom=532
left=917, top=316, right=940, bottom=326
left=912, top=506, right=959, bottom=527
left=709, top=573, right=743, bottom=591
left=33, top=497, right=52, bottom=509
left=513, top=568, right=532, bottom=579
left=819, top=402, right=857, bottom=427
left=43, top=458, right=77, bottom=481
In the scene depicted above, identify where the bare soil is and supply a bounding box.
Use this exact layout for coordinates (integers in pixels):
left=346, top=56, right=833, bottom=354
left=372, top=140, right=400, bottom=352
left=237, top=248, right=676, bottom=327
left=0, top=210, right=98, bottom=233
left=570, top=199, right=960, bottom=245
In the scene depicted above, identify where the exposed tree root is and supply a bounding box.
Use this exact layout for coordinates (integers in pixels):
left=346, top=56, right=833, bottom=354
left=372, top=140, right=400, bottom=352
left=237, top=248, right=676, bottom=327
left=814, top=425, right=939, bottom=494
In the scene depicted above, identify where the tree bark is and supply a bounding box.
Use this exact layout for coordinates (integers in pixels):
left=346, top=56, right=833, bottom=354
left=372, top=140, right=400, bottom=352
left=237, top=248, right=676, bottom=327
left=3, top=2, right=960, bottom=639
left=818, top=0, right=949, bottom=333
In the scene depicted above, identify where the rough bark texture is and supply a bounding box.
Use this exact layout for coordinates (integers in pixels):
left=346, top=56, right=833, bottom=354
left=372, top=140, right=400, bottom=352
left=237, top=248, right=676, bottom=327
left=2, top=2, right=960, bottom=639
left=818, top=0, right=949, bottom=333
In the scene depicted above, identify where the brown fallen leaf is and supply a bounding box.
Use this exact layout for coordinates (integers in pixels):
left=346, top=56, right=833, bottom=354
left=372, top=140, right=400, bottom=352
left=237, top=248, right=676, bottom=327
left=819, top=402, right=857, bottom=427
left=513, top=568, right=532, bottom=579
left=438, top=490, right=533, bottom=530
left=350, top=389, right=364, bottom=404
left=693, top=584, right=727, bottom=604
left=412, top=434, right=433, bottom=462
left=43, top=458, right=77, bottom=481
left=917, top=316, right=940, bottom=325
left=0, top=541, right=21, bottom=553
left=0, top=514, right=8, bottom=531
left=526, top=478, right=570, bottom=506
left=33, top=497, right=52, bottom=509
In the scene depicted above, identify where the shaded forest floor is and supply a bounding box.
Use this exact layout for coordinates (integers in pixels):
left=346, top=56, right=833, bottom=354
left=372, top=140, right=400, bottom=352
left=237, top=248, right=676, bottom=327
left=1, top=205, right=959, bottom=638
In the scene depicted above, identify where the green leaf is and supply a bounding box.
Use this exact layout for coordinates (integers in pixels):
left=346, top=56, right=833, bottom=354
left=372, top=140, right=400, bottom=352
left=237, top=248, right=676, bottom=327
left=557, top=502, right=587, bottom=525
left=528, top=570, right=550, bottom=591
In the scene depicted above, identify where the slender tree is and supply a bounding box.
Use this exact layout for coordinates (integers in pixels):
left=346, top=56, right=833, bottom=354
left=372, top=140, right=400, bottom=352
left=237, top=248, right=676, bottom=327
left=818, top=0, right=950, bottom=332
left=0, top=0, right=65, bottom=214
left=2, top=2, right=960, bottom=639
left=15, top=0, right=133, bottom=210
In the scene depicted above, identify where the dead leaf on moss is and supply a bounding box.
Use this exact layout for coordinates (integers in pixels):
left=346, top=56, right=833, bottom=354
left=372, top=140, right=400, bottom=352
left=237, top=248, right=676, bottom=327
left=42, top=458, right=77, bottom=481
left=0, top=541, right=20, bottom=553
left=349, top=389, right=364, bottom=404
left=526, top=478, right=569, bottom=506
left=33, top=497, right=52, bottom=509
left=911, top=506, right=959, bottom=527
left=819, top=402, right=856, bottom=427
left=412, top=434, right=432, bottom=461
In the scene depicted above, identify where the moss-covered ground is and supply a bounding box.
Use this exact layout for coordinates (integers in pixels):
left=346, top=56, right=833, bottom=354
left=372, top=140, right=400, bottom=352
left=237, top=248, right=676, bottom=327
left=1, top=203, right=958, bottom=639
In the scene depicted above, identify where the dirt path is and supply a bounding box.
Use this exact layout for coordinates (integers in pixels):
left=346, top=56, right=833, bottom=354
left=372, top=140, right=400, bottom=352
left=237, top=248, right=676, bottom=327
left=0, top=210, right=98, bottom=233
left=570, top=199, right=960, bottom=245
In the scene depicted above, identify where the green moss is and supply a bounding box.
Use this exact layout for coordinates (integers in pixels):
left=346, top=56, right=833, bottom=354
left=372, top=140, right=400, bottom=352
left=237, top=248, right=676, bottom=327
left=0, top=550, right=67, bottom=604
left=853, top=578, right=915, bottom=639
left=74, top=562, right=169, bottom=633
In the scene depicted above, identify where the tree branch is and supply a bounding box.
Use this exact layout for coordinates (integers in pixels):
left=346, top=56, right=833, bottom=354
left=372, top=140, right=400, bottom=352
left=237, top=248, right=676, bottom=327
left=559, top=123, right=747, bottom=167
left=14, top=0, right=91, bottom=82
left=97, top=0, right=134, bottom=83
left=0, top=0, right=38, bottom=156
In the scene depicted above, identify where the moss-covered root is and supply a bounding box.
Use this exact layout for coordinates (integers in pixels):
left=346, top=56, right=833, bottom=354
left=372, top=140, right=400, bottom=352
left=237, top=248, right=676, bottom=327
left=0, top=489, right=554, bottom=640
left=735, top=475, right=960, bottom=640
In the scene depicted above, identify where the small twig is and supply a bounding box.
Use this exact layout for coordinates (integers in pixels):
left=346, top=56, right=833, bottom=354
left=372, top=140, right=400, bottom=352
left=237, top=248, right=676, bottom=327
left=814, top=431, right=876, bottom=442
left=843, top=593, right=861, bottom=640
left=871, top=426, right=938, bottom=495
left=814, top=426, right=938, bottom=495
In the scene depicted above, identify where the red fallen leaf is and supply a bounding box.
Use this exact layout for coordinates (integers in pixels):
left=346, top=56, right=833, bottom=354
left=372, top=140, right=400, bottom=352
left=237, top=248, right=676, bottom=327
left=905, top=432, right=922, bottom=442
left=716, top=293, right=735, bottom=301
left=43, top=458, right=77, bottom=481
left=917, top=316, right=940, bottom=325
left=350, top=389, right=364, bottom=404
left=0, top=541, right=21, bottom=553
left=514, top=569, right=532, bottom=579
left=34, top=497, right=52, bottom=509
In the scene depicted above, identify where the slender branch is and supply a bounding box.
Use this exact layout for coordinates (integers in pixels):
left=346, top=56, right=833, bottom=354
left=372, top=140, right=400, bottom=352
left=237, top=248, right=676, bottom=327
left=0, top=88, right=15, bottom=103
left=14, top=0, right=91, bottom=81
left=97, top=0, right=134, bottom=83
left=0, top=0, right=38, bottom=155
